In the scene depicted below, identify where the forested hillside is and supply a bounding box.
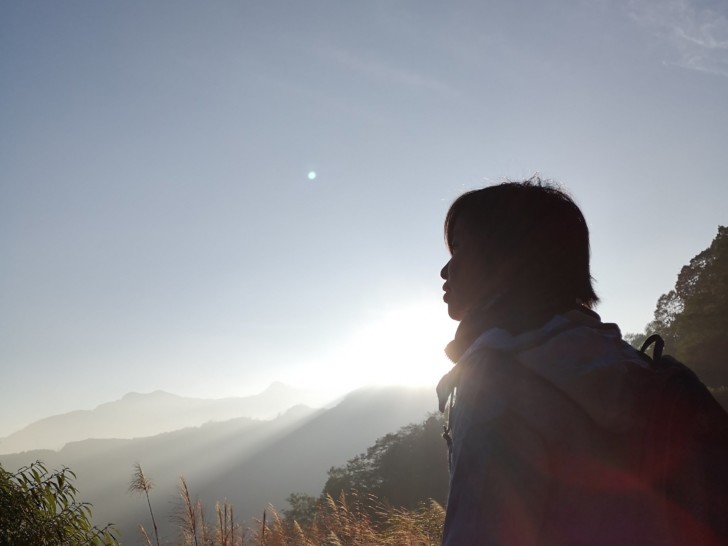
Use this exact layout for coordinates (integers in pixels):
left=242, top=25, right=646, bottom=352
left=627, top=226, right=728, bottom=408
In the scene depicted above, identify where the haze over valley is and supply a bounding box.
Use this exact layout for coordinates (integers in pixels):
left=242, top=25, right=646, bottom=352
left=0, top=384, right=438, bottom=542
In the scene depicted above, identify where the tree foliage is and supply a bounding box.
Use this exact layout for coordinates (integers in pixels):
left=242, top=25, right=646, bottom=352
left=282, top=492, right=319, bottom=529
left=0, top=461, right=118, bottom=545
left=320, top=414, right=449, bottom=514
left=637, top=226, right=728, bottom=390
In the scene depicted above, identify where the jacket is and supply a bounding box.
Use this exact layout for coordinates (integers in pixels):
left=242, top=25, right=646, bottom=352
left=439, top=308, right=673, bottom=546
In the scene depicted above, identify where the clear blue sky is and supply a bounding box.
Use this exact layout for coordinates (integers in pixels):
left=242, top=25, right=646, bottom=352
left=1, top=0, right=727, bottom=436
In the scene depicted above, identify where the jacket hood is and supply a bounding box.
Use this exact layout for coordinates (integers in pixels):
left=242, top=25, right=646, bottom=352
left=456, top=309, right=648, bottom=430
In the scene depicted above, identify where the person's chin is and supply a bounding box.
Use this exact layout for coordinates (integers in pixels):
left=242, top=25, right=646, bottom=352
left=447, top=303, right=465, bottom=321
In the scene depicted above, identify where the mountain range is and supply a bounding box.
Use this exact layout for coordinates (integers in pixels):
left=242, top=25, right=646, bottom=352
left=0, top=382, right=328, bottom=454
left=0, top=384, right=440, bottom=544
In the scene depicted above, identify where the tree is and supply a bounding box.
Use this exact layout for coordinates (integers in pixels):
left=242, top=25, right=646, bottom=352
left=321, top=414, right=449, bottom=513
left=637, top=226, right=728, bottom=390
left=282, top=492, right=319, bottom=528
left=0, top=461, right=118, bottom=545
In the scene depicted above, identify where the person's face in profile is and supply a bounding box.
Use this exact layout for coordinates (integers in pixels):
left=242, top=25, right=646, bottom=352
left=440, top=219, right=493, bottom=321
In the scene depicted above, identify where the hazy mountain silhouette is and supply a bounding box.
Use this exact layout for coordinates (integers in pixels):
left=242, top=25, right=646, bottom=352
left=0, top=382, right=327, bottom=454
left=0, top=385, right=437, bottom=543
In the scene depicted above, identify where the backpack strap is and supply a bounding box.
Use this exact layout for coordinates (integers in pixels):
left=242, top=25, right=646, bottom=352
left=640, top=334, right=665, bottom=362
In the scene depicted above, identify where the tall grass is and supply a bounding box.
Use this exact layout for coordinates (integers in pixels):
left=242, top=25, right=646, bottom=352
left=136, top=477, right=444, bottom=545
left=129, top=463, right=160, bottom=546
left=247, top=493, right=443, bottom=546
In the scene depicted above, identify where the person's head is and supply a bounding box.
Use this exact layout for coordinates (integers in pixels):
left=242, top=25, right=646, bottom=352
left=440, top=177, right=598, bottom=321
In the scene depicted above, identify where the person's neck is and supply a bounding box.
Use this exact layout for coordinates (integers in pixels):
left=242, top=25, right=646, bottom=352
left=444, top=292, right=573, bottom=363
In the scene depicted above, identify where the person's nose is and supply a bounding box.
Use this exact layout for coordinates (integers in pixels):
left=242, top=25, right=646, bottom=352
left=440, top=261, right=449, bottom=280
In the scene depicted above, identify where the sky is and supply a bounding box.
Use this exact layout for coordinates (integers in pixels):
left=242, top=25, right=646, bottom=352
left=1, top=0, right=727, bottom=437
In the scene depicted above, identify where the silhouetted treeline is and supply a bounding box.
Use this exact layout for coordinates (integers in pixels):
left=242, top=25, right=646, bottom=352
left=283, top=414, right=448, bottom=529
left=627, top=226, right=728, bottom=408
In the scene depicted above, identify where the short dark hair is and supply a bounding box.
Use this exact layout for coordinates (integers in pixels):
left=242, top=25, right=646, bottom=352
left=444, top=178, right=599, bottom=308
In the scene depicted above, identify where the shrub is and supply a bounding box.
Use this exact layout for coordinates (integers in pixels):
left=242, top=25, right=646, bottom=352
left=0, top=461, right=118, bottom=546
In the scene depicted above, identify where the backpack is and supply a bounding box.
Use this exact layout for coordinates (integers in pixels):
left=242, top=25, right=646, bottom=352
left=438, top=330, right=728, bottom=544
left=636, top=334, right=728, bottom=545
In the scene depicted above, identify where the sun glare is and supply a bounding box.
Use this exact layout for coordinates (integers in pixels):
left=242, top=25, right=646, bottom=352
left=308, top=302, right=456, bottom=393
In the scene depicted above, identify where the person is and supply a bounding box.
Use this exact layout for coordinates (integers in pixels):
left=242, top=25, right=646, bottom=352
left=435, top=179, right=725, bottom=545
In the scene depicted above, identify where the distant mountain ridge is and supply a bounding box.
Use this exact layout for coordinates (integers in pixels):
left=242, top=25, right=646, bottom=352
left=0, top=385, right=438, bottom=543
left=0, top=382, right=327, bottom=454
